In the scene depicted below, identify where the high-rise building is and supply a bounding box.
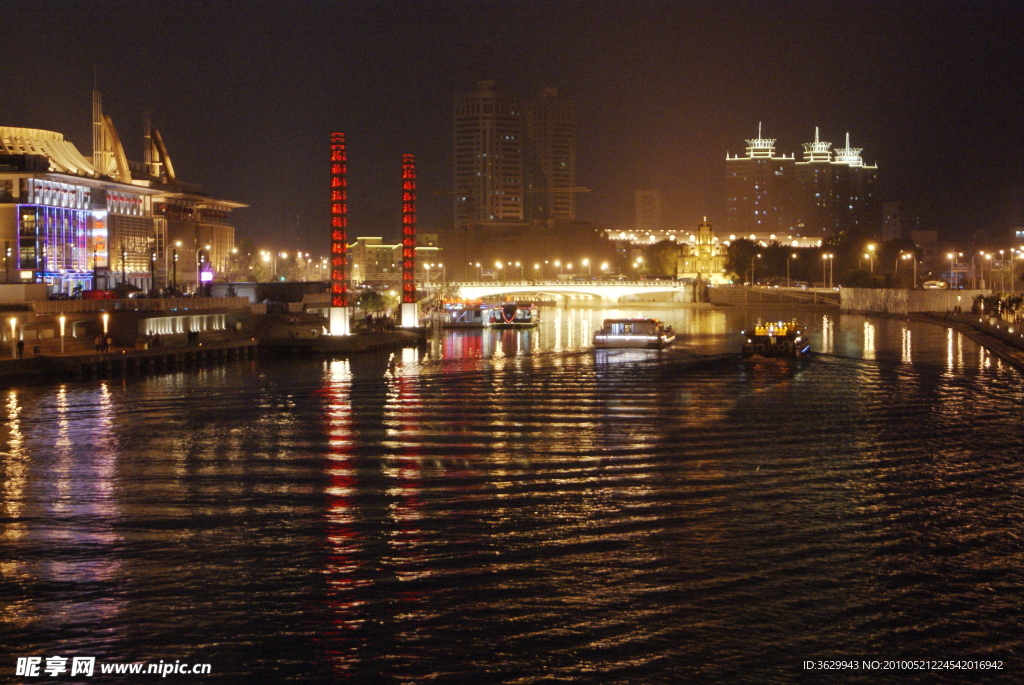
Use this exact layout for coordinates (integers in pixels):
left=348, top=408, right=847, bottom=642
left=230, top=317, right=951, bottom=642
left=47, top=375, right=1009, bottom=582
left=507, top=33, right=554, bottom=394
left=794, top=127, right=834, bottom=236
left=729, top=126, right=880, bottom=241
left=453, top=81, right=525, bottom=227
left=725, top=126, right=797, bottom=237
left=525, top=87, right=577, bottom=221
left=830, top=133, right=879, bottom=240
left=453, top=81, right=576, bottom=228
left=634, top=190, right=661, bottom=235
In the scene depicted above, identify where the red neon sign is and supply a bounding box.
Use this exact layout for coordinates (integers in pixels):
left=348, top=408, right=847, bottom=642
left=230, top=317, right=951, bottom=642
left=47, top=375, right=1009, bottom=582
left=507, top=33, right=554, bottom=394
left=401, top=154, right=416, bottom=304
left=330, top=133, right=348, bottom=307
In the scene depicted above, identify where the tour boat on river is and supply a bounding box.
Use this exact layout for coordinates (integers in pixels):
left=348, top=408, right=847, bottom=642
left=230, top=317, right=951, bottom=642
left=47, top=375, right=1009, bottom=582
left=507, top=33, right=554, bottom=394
left=441, top=300, right=539, bottom=329
left=592, top=318, right=676, bottom=349
left=741, top=320, right=811, bottom=358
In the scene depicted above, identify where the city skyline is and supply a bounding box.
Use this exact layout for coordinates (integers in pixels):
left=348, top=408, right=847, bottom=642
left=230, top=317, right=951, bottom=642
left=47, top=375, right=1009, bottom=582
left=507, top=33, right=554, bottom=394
left=2, top=1, right=1022, bottom=250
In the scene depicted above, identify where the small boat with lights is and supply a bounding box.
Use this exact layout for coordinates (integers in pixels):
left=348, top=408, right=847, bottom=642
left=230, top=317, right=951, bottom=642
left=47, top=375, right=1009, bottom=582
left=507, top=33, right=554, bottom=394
left=441, top=300, right=539, bottom=328
left=741, top=320, right=810, bottom=358
left=592, top=318, right=676, bottom=349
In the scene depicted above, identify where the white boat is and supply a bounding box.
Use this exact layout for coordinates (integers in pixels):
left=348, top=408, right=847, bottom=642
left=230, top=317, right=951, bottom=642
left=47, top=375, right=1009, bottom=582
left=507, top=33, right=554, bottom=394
left=592, top=318, right=676, bottom=349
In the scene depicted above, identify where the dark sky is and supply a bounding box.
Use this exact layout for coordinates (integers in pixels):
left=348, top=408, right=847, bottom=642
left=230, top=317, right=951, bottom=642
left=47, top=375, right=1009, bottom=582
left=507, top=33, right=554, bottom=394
left=3, top=0, right=1023, bottom=251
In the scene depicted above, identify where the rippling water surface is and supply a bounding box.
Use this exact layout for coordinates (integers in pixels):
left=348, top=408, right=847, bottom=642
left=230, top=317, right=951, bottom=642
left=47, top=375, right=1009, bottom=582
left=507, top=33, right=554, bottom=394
left=3, top=307, right=1024, bottom=683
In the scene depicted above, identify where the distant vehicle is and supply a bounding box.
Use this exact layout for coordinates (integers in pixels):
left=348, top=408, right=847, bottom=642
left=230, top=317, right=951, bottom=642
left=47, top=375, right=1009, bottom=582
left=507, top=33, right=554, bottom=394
left=82, top=290, right=117, bottom=300
left=792, top=281, right=809, bottom=289
left=922, top=280, right=948, bottom=289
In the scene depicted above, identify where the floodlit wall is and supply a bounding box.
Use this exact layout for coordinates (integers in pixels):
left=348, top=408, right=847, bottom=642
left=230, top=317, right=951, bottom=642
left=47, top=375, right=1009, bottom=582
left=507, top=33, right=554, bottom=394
left=840, top=288, right=988, bottom=315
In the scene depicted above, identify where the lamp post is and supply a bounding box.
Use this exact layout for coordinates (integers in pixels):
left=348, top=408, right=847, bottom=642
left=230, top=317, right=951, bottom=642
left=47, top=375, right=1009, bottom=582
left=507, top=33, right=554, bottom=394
left=822, top=253, right=833, bottom=289
left=495, top=261, right=503, bottom=283
left=9, top=317, right=17, bottom=359
left=901, top=253, right=917, bottom=288
left=196, top=248, right=206, bottom=293
left=582, top=258, right=590, bottom=277
left=750, top=253, right=761, bottom=286
left=3, top=242, right=10, bottom=283
left=515, top=261, right=522, bottom=280
left=149, top=246, right=157, bottom=294
left=554, top=260, right=561, bottom=278
left=172, top=241, right=180, bottom=293
left=534, top=263, right=541, bottom=281
left=867, top=243, right=876, bottom=272
left=787, top=253, right=797, bottom=287
left=59, top=315, right=65, bottom=354
left=984, top=253, right=992, bottom=290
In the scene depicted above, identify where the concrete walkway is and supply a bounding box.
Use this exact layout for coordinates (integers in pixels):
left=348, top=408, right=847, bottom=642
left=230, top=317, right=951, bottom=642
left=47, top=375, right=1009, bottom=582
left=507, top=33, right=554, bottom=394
left=912, top=312, right=1024, bottom=372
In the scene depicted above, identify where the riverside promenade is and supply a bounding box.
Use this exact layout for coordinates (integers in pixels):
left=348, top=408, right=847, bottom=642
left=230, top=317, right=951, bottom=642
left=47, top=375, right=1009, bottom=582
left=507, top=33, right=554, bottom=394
left=912, top=311, right=1024, bottom=372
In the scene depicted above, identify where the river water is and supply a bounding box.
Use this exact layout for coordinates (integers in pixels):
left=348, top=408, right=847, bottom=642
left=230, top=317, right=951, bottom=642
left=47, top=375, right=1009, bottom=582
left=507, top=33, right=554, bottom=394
left=2, top=306, right=1022, bottom=683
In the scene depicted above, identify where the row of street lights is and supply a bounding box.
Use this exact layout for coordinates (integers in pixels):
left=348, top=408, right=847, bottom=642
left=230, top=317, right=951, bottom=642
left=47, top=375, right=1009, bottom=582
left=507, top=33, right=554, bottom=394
left=471, top=258, right=612, bottom=282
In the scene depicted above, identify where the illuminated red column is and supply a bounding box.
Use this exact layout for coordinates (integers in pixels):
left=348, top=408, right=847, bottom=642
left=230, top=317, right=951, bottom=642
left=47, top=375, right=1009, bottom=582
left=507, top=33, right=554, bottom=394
left=401, top=154, right=416, bottom=304
left=330, top=133, right=348, bottom=308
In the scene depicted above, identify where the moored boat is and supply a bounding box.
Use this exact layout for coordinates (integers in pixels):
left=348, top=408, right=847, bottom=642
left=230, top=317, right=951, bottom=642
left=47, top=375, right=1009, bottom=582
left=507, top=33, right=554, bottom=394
left=592, top=318, right=675, bottom=349
left=741, top=319, right=810, bottom=358
left=441, top=299, right=539, bottom=328
left=488, top=302, right=539, bottom=328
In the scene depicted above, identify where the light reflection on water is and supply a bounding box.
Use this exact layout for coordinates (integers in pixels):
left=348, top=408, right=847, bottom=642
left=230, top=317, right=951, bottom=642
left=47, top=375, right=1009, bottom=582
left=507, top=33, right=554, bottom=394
left=2, top=307, right=1023, bottom=683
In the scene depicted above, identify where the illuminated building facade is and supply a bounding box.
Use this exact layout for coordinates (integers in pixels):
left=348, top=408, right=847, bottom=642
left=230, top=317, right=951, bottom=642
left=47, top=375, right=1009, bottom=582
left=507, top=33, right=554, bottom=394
left=0, top=92, right=245, bottom=295
left=677, top=219, right=728, bottom=284
left=453, top=81, right=577, bottom=228
left=0, top=127, right=157, bottom=293
left=348, top=235, right=440, bottom=288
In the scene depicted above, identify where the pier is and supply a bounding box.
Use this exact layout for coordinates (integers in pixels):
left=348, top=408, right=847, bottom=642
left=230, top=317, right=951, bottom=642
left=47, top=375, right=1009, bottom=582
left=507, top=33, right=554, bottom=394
left=1, top=338, right=259, bottom=382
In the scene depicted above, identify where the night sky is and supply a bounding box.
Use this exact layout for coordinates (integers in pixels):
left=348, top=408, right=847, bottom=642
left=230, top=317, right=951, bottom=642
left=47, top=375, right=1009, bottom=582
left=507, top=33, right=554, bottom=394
left=3, top=1, right=1022, bottom=251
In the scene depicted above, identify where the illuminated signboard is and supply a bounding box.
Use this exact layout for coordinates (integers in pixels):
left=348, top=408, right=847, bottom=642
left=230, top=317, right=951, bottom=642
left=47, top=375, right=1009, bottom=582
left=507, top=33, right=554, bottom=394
left=401, top=154, right=416, bottom=304
left=89, top=217, right=109, bottom=269
left=330, top=132, right=348, bottom=308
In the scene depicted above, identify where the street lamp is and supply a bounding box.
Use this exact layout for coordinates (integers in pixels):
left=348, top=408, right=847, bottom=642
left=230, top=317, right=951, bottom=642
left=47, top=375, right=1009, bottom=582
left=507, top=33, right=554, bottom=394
left=554, top=259, right=561, bottom=278
left=948, top=252, right=958, bottom=288
left=59, top=315, right=65, bottom=354
left=787, top=253, right=797, bottom=287
left=495, top=260, right=503, bottom=282
left=822, top=253, right=833, bottom=289
left=534, top=263, right=540, bottom=281
left=750, top=253, right=761, bottom=285
left=582, top=258, right=590, bottom=277
left=9, top=317, right=17, bottom=359
left=515, top=261, right=522, bottom=280
left=901, top=253, right=917, bottom=288
left=866, top=243, right=876, bottom=272
left=984, top=252, right=993, bottom=290
left=172, top=241, right=181, bottom=293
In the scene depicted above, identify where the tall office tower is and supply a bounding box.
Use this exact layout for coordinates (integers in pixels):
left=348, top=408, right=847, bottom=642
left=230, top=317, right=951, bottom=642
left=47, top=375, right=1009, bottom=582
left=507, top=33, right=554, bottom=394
left=831, top=133, right=880, bottom=240
left=524, top=87, right=577, bottom=221
left=725, top=126, right=797, bottom=236
left=794, top=127, right=834, bottom=236
left=453, top=80, right=524, bottom=228
left=635, top=190, right=662, bottom=235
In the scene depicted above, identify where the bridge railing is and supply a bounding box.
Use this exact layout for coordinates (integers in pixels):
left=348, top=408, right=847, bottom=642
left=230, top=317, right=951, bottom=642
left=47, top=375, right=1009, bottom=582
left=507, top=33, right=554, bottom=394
left=450, top=279, right=687, bottom=288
